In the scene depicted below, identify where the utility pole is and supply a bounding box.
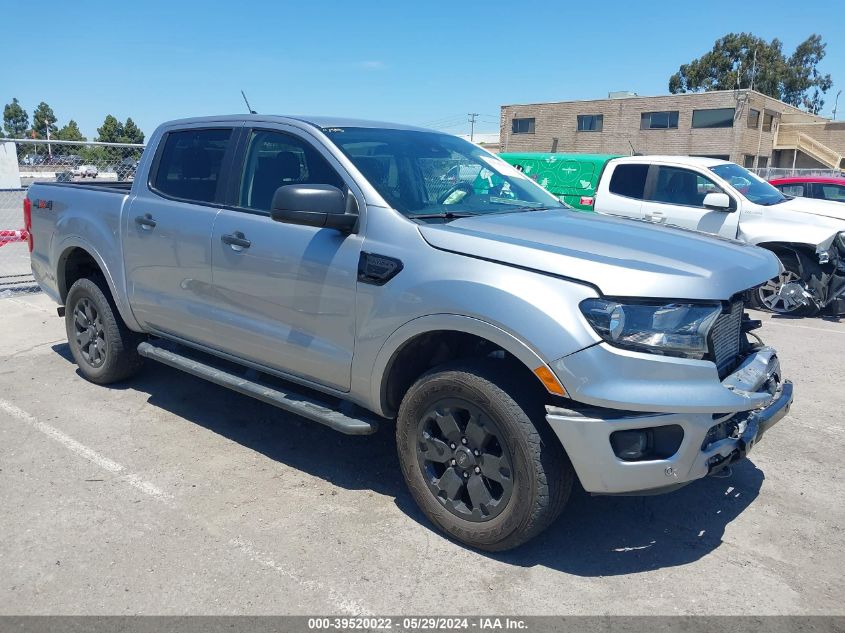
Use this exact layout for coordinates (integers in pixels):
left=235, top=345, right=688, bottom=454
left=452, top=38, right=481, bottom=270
left=468, top=113, right=479, bottom=142
left=833, top=90, right=842, bottom=121
left=46, top=117, right=53, bottom=158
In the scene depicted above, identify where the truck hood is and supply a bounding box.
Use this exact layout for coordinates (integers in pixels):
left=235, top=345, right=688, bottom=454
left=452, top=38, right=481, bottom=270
left=779, top=196, right=845, bottom=222
left=419, top=210, right=779, bottom=300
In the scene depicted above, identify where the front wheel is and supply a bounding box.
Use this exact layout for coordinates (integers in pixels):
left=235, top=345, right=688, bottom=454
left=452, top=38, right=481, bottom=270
left=396, top=360, right=573, bottom=551
left=751, top=251, right=820, bottom=317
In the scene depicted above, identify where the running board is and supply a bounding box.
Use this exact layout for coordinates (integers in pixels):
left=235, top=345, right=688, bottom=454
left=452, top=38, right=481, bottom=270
left=137, top=341, right=379, bottom=435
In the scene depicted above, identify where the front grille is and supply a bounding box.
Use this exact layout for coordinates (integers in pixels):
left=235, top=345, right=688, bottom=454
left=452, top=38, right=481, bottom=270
left=710, top=301, right=743, bottom=378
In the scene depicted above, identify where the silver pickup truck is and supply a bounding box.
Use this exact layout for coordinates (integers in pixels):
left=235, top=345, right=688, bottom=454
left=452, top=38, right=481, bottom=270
left=25, top=115, right=793, bottom=550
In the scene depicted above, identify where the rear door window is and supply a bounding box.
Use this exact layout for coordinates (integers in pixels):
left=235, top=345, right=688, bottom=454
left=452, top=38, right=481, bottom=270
left=151, top=128, right=233, bottom=203
left=608, top=164, right=648, bottom=199
left=817, top=183, right=845, bottom=202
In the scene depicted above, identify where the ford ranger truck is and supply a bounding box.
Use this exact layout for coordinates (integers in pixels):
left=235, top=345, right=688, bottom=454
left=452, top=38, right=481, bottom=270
left=592, top=155, right=845, bottom=316
left=25, top=116, right=793, bottom=550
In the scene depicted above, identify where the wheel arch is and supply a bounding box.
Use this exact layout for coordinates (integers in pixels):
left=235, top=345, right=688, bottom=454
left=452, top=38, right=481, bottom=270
left=56, top=241, right=141, bottom=331
left=371, top=314, right=565, bottom=418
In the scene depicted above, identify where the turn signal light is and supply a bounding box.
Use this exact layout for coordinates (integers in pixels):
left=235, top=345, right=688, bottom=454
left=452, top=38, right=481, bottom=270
left=533, top=366, right=567, bottom=397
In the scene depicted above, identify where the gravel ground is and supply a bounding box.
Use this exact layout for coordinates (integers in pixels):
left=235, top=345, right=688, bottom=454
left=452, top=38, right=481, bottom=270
left=0, top=292, right=842, bottom=616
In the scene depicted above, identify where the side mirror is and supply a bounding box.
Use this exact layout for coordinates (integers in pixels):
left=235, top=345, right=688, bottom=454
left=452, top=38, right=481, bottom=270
left=270, top=184, right=357, bottom=233
left=703, top=192, right=733, bottom=211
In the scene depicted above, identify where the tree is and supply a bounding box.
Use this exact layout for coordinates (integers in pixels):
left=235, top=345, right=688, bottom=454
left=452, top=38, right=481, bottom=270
left=55, top=120, right=86, bottom=141
left=121, top=117, right=144, bottom=144
left=3, top=98, right=29, bottom=138
left=669, top=33, right=833, bottom=114
left=31, top=102, right=58, bottom=139
left=96, top=114, right=123, bottom=143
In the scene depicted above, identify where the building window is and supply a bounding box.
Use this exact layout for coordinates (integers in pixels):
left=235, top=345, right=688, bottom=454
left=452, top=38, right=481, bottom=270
left=640, top=111, right=679, bottom=130
left=692, top=108, right=735, bottom=129
left=743, top=155, right=755, bottom=168
left=511, top=118, right=535, bottom=134
left=762, top=113, right=775, bottom=132
left=748, top=109, right=760, bottom=129
left=577, top=114, right=603, bottom=132
left=757, top=156, right=769, bottom=168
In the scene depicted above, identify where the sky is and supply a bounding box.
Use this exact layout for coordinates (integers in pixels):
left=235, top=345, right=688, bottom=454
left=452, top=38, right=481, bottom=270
left=4, top=0, right=843, bottom=140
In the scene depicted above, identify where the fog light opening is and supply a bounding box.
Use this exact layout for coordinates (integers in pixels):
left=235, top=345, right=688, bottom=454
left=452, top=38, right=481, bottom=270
left=610, top=425, right=684, bottom=462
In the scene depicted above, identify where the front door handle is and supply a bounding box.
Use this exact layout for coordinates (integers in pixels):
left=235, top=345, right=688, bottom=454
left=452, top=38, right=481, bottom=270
left=135, top=213, right=156, bottom=229
left=645, top=210, right=665, bottom=223
left=221, top=231, right=251, bottom=251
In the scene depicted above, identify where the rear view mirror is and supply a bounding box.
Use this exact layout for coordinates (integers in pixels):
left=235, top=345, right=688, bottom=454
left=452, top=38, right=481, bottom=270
left=270, top=184, right=357, bottom=233
left=703, top=192, right=733, bottom=211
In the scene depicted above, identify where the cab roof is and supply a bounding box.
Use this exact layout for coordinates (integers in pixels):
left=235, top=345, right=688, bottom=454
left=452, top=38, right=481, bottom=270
left=160, top=114, right=433, bottom=133
left=611, top=155, right=732, bottom=167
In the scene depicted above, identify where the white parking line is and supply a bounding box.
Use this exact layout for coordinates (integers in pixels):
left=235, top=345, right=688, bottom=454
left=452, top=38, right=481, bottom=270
left=230, top=537, right=372, bottom=616
left=0, top=398, right=372, bottom=614
left=0, top=399, right=172, bottom=502
left=762, top=320, right=845, bottom=334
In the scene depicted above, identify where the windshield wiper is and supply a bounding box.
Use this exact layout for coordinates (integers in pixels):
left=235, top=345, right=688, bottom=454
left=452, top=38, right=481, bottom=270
left=407, top=211, right=481, bottom=221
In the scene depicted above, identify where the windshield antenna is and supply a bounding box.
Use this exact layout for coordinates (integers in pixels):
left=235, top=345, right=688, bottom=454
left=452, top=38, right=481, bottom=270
left=241, top=90, right=257, bottom=114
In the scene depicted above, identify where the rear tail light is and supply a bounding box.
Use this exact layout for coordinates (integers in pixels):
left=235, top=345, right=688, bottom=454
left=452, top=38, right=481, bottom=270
left=579, top=196, right=595, bottom=208
left=23, top=197, right=33, bottom=252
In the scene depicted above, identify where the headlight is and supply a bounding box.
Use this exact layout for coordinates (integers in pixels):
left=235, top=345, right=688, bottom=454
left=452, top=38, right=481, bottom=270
left=579, top=299, right=722, bottom=359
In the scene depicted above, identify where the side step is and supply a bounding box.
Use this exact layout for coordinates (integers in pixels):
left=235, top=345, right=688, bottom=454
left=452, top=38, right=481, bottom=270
left=137, top=341, right=379, bottom=435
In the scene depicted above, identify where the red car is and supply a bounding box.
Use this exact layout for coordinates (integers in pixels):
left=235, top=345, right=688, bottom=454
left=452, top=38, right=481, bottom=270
left=769, top=176, right=845, bottom=203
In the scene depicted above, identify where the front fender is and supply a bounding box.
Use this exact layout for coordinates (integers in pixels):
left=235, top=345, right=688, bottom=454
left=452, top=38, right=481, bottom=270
left=367, top=314, right=561, bottom=417
left=740, top=216, right=841, bottom=251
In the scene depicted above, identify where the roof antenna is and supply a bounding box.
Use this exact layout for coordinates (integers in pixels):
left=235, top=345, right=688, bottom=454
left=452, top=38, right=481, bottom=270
left=628, top=139, right=640, bottom=156
left=241, top=90, right=257, bottom=114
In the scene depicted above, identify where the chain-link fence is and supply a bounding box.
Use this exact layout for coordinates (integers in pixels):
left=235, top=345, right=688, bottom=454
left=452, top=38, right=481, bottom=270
left=0, top=139, right=145, bottom=296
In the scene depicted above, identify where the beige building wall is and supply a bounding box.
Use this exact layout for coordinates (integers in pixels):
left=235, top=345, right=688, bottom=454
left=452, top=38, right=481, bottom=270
left=499, top=89, right=827, bottom=168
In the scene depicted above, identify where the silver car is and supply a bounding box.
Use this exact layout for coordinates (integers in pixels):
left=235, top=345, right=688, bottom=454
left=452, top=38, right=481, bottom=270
left=27, top=115, right=793, bottom=550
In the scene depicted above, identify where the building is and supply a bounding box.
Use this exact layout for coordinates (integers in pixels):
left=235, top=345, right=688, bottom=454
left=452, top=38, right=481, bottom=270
left=499, top=89, right=845, bottom=171
left=457, top=132, right=501, bottom=153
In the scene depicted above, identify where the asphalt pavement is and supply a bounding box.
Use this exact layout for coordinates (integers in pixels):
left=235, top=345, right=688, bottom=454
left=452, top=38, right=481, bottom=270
left=1, top=292, right=843, bottom=615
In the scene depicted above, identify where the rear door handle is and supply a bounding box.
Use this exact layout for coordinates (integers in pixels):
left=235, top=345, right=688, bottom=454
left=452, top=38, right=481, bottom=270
left=135, top=213, right=156, bottom=229
left=645, top=210, right=665, bottom=223
left=221, top=231, right=251, bottom=250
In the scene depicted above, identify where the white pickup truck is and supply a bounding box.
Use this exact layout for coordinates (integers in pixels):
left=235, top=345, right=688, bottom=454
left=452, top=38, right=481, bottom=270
left=592, top=156, right=845, bottom=316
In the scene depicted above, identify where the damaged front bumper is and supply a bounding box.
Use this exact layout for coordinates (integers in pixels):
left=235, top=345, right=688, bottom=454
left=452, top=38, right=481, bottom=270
left=546, top=347, right=793, bottom=495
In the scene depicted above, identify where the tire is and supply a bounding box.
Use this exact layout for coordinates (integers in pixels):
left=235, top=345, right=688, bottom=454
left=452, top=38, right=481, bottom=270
left=396, top=359, right=573, bottom=551
left=751, top=251, right=820, bottom=317
left=65, top=276, right=144, bottom=384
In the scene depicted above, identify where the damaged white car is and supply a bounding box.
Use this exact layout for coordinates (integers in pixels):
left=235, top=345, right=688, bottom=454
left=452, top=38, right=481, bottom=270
left=593, top=157, right=845, bottom=316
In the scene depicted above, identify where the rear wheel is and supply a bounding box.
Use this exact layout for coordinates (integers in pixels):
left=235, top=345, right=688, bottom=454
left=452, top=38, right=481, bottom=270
left=65, top=276, right=144, bottom=384
left=752, top=251, right=820, bottom=317
left=396, top=360, right=572, bottom=551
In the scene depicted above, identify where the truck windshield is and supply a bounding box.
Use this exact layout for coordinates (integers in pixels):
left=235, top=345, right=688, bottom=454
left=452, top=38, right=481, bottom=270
left=709, top=163, right=786, bottom=206
left=322, top=127, right=564, bottom=219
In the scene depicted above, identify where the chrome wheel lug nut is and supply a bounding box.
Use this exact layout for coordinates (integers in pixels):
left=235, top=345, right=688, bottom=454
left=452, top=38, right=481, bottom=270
left=450, top=459, right=456, bottom=466
left=473, top=450, right=480, bottom=457
left=450, top=443, right=456, bottom=450
left=461, top=438, right=468, bottom=445
left=463, top=471, right=469, bottom=478
left=474, top=466, right=480, bottom=474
